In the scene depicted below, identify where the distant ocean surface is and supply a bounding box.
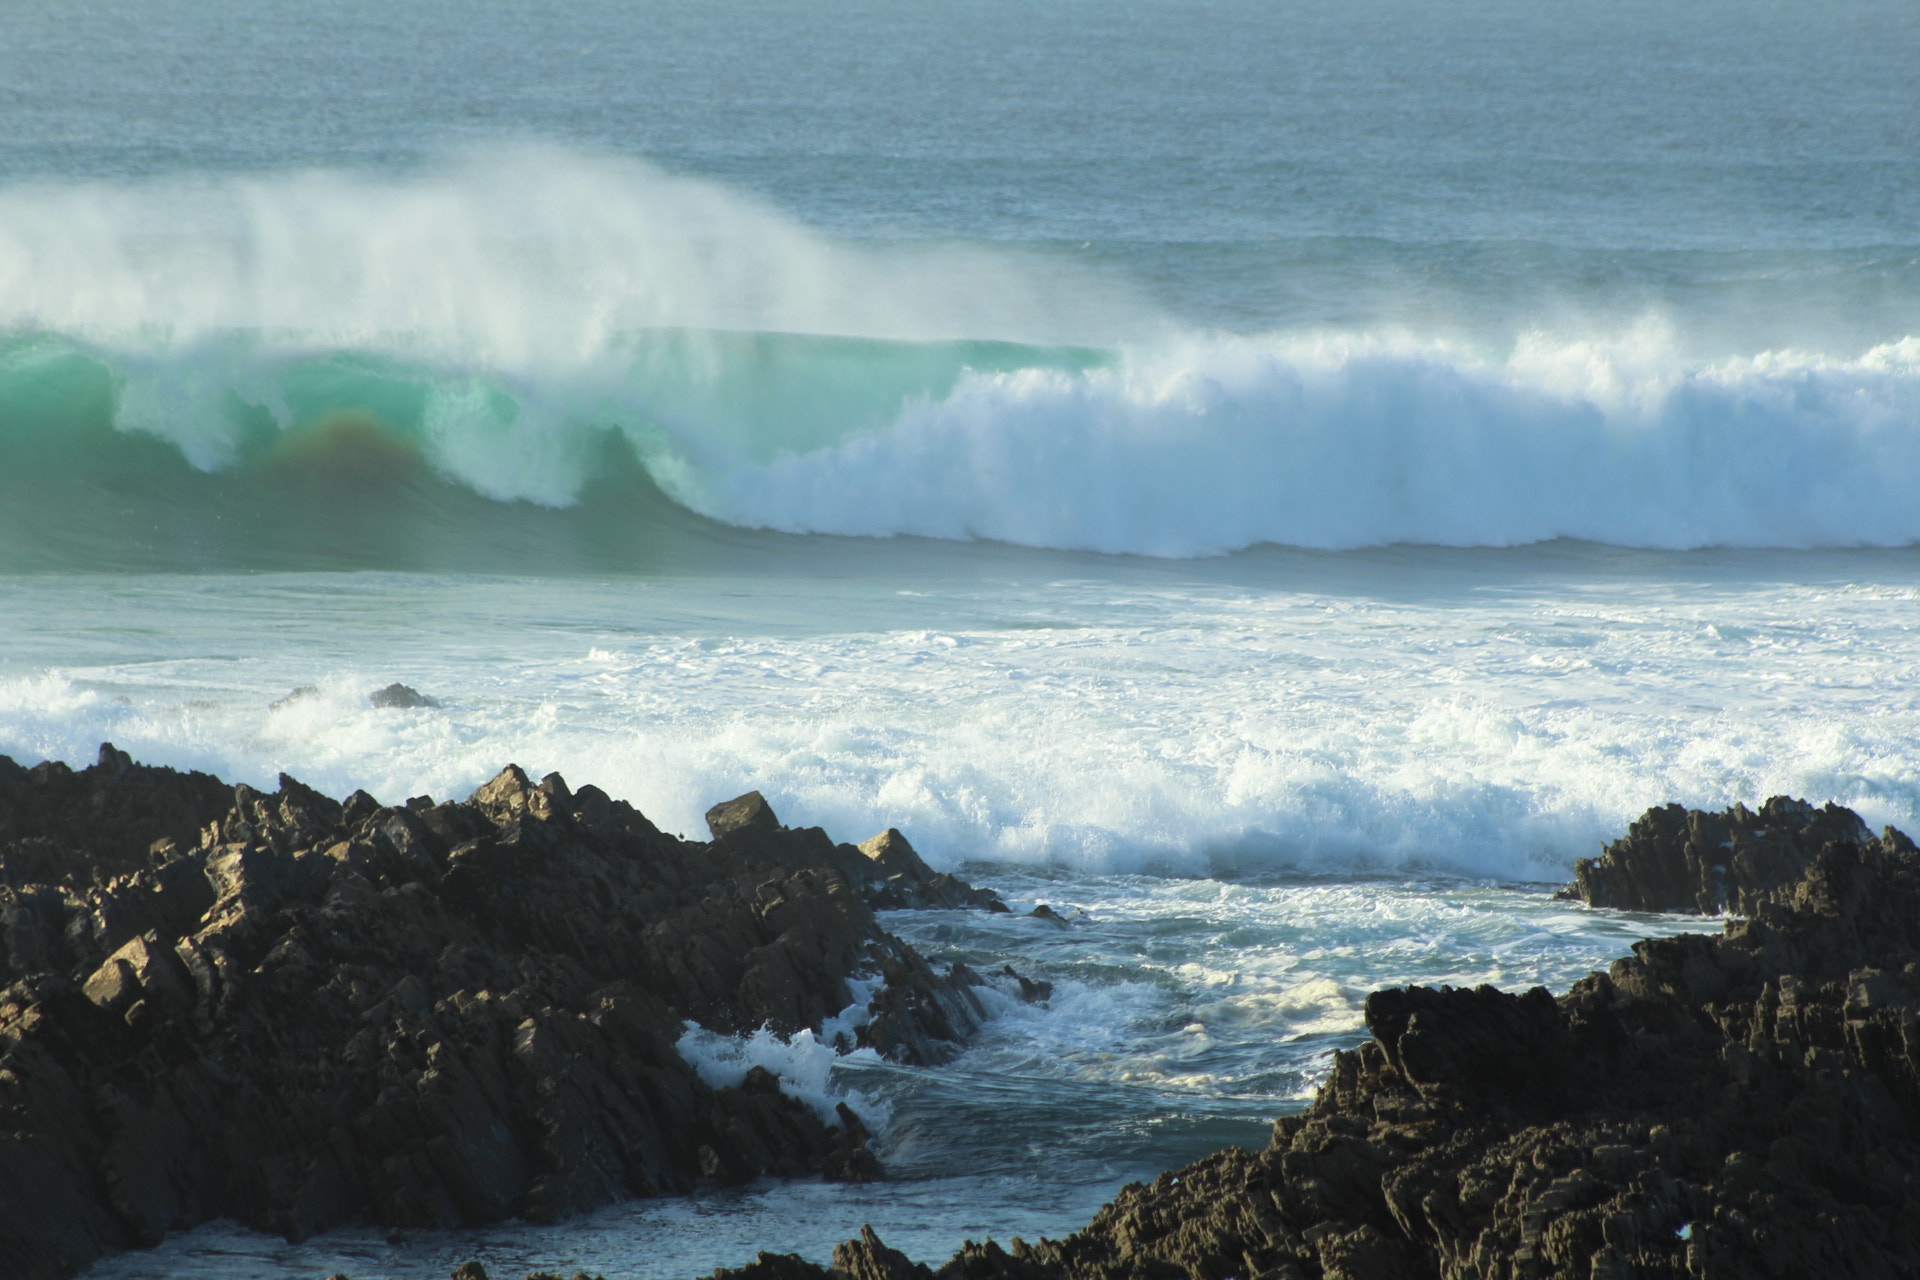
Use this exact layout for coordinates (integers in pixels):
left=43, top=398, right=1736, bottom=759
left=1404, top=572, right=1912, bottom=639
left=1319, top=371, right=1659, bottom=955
left=5, top=1, right=1918, bottom=1274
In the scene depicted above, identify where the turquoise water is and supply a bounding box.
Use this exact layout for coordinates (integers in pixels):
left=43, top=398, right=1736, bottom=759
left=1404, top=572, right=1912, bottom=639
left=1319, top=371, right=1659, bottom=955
left=1, top=2, right=1918, bottom=570
left=2, top=0, right=1917, bottom=1273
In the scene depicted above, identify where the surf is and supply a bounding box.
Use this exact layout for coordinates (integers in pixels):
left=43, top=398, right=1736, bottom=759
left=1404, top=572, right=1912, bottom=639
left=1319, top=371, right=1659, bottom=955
left=2, top=149, right=1918, bottom=571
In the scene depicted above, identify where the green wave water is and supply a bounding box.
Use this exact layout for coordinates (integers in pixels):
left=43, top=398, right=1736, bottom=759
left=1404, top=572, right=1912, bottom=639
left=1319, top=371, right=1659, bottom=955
left=0, top=329, right=1109, bottom=572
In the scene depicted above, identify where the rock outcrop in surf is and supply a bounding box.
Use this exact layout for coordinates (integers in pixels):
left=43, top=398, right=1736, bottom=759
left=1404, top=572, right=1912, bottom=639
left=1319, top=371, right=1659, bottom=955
left=1558, top=793, right=1876, bottom=915
left=0, top=746, right=1013, bottom=1280
left=708, top=800, right=1920, bottom=1280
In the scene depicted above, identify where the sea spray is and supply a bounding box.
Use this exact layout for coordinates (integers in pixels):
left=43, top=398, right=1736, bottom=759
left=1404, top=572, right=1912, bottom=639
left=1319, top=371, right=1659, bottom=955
left=2, top=323, right=1918, bottom=570
left=0, top=149, right=1149, bottom=354
left=4, top=151, right=1918, bottom=568
left=7, top=569, right=1919, bottom=882
left=704, top=329, right=1920, bottom=555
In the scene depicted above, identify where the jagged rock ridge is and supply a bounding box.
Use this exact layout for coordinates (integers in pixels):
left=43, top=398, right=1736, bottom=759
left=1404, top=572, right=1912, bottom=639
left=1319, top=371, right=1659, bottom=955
left=708, top=800, right=1920, bottom=1280
left=0, top=747, right=1023, bottom=1280
left=1559, top=794, right=1877, bottom=916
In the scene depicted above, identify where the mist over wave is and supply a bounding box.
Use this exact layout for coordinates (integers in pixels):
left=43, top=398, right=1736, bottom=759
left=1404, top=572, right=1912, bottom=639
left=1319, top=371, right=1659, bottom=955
left=0, top=146, right=1144, bottom=353
left=2, top=149, right=1917, bottom=567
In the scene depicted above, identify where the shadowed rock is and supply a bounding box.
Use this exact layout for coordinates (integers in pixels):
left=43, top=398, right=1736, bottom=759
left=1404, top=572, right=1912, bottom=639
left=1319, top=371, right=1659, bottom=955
left=0, top=751, right=1016, bottom=1280
left=1559, top=794, right=1876, bottom=914
left=707, top=802, right=1920, bottom=1280
left=368, top=682, right=438, bottom=709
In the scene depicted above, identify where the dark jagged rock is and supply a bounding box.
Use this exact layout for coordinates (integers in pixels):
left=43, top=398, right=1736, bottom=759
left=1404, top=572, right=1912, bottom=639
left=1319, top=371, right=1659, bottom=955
left=0, top=743, right=232, bottom=893
left=707, top=1228, right=932, bottom=1280
left=713, top=802, right=1920, bottom=1280
left=859, top=947, right=990, bottom=1066
left=833, top=1226, right=935, bottom=1280
left=1026, top=903, right=1068, bottom=928
left=369, top=682, right=438, bottom=709
left=0, top=751, right=1014, bottom=1280
left=1560, top=794, right=1875, bottom=914
left=709, top=1254, right=831, bottom=1280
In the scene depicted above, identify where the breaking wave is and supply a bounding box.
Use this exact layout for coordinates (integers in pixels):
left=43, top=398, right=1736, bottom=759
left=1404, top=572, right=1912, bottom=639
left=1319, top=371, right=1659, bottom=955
left=2, top=149, right=1917, bottom=569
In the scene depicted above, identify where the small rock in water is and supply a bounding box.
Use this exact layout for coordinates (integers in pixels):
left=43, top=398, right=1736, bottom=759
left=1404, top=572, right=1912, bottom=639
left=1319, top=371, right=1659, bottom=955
left=450, top=1263, right=489, bottom=1280
left=1003, top=964, right=1053, bottom=1003
left=270, top=684, right=318, bottom=710
left=1029, top=903, right=1069, bottom=927
left=369, top=682, right=437, bottom=708
left=706, top=790, right=780, bottom=837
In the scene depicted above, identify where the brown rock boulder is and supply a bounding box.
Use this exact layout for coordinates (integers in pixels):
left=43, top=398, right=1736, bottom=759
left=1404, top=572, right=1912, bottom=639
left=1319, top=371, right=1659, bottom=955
left=707, top=791, right=782, bottom=838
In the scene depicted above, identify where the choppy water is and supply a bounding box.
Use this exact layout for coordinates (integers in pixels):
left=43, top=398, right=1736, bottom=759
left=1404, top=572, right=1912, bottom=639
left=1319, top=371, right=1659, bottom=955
left=79, top=864, right=1698, bottom=1280
left=3, top=0, right=1917, bottom=1273
left=9, top=554, right=1914, bottom=1274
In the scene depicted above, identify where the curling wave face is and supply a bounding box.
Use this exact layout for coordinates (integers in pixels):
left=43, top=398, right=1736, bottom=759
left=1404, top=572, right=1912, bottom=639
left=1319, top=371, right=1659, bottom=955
left=1, top=151, right=1918, bottom=570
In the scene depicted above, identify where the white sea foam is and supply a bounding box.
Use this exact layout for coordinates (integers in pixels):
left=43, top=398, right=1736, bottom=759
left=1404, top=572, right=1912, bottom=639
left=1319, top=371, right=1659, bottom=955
left=675, top=1016, right=892, bottom=1131
left=699, top=327, right=1920, bottom=555
left=4, top=152, right=1916, bottom=555
left=5, top=571, right=1918, bottom=883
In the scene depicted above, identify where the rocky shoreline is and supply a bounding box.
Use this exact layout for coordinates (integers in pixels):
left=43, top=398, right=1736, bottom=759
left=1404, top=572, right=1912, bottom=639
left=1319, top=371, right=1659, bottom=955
left=698, top=797, right=1920, bottom=1280
left=11, top=754, right=1920, bottom=1280
left=0, top=747, right=1032, bottom=1280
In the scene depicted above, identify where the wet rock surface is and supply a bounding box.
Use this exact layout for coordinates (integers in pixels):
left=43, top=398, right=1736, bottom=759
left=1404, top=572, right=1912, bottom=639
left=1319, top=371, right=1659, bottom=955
left=709, top=800, right=1920, bottom=1280
left=0, top=748, right=1013, bottom=1280
left=368, top=683, right=439, bottom=709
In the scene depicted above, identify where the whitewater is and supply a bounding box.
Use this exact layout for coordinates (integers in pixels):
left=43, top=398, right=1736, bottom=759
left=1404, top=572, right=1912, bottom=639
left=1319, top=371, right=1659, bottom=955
left=4, top=155, right=1920, bottom=562
left=3, top=0, right=1919, bottom=1273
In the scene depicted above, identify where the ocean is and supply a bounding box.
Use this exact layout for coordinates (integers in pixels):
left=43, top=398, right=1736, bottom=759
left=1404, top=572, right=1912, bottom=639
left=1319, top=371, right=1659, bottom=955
left=4, top=0, right=1918, bottom=1274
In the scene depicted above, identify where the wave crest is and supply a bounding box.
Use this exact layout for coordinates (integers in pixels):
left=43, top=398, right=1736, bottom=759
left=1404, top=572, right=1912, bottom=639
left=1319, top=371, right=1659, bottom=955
left=701, top=327, right=1920, bottom=556
left=2, top=149, right=1917, bottom=565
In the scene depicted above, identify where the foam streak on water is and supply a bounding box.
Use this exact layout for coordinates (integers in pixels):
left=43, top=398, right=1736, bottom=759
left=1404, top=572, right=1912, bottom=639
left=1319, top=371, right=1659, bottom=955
left=4, top=561, right=1917, bottom=880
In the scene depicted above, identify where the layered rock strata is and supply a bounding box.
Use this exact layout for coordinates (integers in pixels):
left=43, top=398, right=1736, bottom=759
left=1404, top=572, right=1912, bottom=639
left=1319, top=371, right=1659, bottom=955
left=0, top=747, right=1014, bottom=1280
left=712, top=801, right=1920, bottom=1280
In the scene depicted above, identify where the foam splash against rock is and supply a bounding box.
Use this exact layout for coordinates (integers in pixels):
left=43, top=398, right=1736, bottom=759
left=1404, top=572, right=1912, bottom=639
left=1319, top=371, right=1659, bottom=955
left=705, top=799, right=1920, bottom=1278
left=0, top=750, right=1020, bottom=1280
